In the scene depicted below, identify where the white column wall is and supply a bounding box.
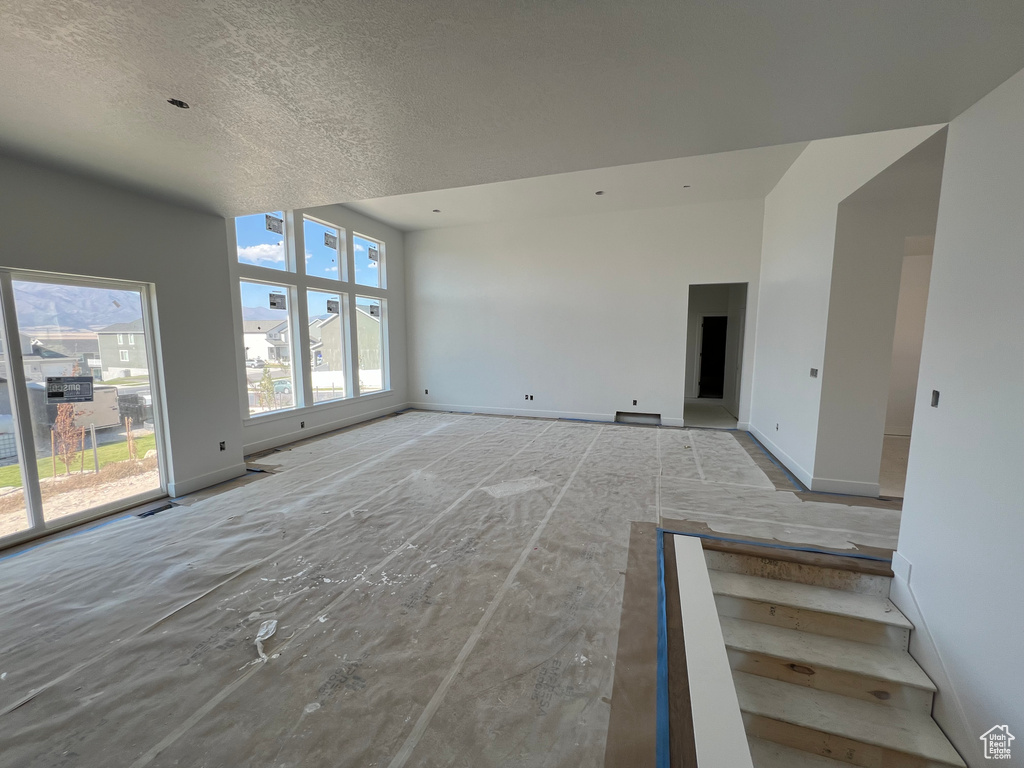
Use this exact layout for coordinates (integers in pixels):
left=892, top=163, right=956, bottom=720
left=891, top=68, right=1024, bottom=762
left=812, top=201, right=907, bottom=495
left=748, top=125, right=943, bottom=487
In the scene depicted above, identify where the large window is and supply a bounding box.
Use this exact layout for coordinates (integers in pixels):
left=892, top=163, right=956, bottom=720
left=239, top=280, right=294, bottom=415
left=0, top=270, right=166, bottom=547
left=308, top=290, right=347, bottom=403
left=232, top=211, right=390, bottom=418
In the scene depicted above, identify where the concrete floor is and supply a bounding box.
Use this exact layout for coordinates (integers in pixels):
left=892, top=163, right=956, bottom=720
left=879, top=434, right=912, bottom=498
left=683, top=398, right=738, bottom=430
left=0, top=412, right=900, bottom=766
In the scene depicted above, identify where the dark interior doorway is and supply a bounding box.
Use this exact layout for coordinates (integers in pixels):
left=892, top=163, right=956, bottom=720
left=698, top=316, right=728, bottom=398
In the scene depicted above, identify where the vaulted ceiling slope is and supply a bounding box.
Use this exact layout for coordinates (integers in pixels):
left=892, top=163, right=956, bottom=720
left=1, top=1, right=1022, bottom=216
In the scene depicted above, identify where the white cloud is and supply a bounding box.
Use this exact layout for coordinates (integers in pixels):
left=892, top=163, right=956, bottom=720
left=325, top=266, right=338, bottom=273
left=305, top=251, right=313, bottom=261
left=354, top=243, right=367, bottom=253
left=238, top=241, right=285, bottom=264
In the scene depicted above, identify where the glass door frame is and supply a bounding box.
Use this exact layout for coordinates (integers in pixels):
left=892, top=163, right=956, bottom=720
left=0, top=268, right=169, bottom=548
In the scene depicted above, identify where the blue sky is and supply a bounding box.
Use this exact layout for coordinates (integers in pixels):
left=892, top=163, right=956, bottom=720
left=235, top=213, right=381, bottom=293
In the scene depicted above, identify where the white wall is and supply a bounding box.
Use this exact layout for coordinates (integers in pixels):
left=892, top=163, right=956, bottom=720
left=0, top=153, right=245, bottom=496
left=891, top=68, right=1024, bottom=764
left=884, top=252, right=932, bottom=436
left=236, top=203, right=409, bottom=455
left=812, top=201, right=907, bottom=495
left=405, top=199, right=766, bottom=427
left=749, top=125, right=943, bottom=488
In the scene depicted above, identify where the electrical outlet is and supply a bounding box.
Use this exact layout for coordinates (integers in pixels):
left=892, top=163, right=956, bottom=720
left=529, top=395, right=534, bottom=401
left=632, top=399, right=637, bottom=406
left=931, top=390, right=940, bottom=408
left=219, top=441, right=226, bottom=451
left=776, top=423, right=779, bottom=431
left=424, top=389, right=428, bottom=395
left=525, top=394, right=529, bottom=401
left=810, top=368, right=819, bottom=378
left=300, top=421, right=306, bottom=428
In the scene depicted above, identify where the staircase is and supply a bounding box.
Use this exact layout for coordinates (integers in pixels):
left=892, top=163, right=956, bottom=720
left=704, top=549, right=966, bottom=768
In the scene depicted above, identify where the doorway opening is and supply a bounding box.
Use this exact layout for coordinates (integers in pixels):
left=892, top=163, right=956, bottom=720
left=879, top=244, right=933, bottom=498
left=684, top=283, right=747, bottom=429
left=698, top=316, right=728, bottom=398
left=0, top=270, right=167, bottom=547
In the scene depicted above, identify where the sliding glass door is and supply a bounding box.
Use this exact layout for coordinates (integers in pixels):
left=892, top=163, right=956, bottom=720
left=0, top=270, right=166, bottom=546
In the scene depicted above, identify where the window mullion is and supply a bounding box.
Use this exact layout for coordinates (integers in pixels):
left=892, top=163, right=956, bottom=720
left=345, top=229, right=360, bottom=396
left=293, top=286, right=311, bottom=409
left=0, top=271, right=45, bottom=531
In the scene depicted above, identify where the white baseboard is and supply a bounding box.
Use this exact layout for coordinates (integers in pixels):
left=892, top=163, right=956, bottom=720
left=408, top=402, right=691, bottom=428
left=747, top=424, right=813, bottom=489
left=168, top=463, right=247, bottom=498
left=737, top=421, right=750, bottom=431
left=889, top=572, right=973, bottom=765
left=408, top=401, right=614, bottom=423
left=809, top=475, right=881, bottom=497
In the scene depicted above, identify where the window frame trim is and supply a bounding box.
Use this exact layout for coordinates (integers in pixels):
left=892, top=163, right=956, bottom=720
left=229, top=209, right=393, bottom=424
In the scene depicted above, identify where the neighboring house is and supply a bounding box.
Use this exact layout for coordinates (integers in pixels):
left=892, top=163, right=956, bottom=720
left=314, top=314, right=345, bottom=373
left=243, top=319, right=291, bottom=364
left=23, top=331, right=98, bottom=360
left=264, top=319, right=289, bottom=362
left=96, top=319, right=149, bottom=379
left=0, top=332, right=80, bottom=383
left=242, top=320, right=274, bottom=362
left=356, top=306, right=382, bottom=375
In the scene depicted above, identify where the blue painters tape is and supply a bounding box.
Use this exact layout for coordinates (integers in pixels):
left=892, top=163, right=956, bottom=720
left=656, top=529, right=671, bottom=768
left=658, top=528, right=891, bottom=564
left=745, top=433, right=805, bottom=491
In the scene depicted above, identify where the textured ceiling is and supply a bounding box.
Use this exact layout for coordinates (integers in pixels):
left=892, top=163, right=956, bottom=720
left=347, top=142, right=809, bottom=231
left=1, top=1, right=1023, bottom=216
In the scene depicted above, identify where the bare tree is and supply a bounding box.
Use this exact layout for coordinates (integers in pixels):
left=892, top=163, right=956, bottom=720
left=52, top=403, right=80, bottom=476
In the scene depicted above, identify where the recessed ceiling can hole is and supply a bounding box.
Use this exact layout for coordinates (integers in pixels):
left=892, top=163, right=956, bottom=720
left=432, top=209, right=441, bottom=213
left=167, top=98, right=190, bottom=109
left=595, top=190, right=604, bottom=195
left=683, top=184, right=691, bottom=188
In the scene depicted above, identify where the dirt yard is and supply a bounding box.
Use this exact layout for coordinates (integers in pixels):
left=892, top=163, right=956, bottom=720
left=0, top=463, right=160, bottom=538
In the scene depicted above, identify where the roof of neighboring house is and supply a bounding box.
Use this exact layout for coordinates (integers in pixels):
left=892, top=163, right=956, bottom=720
left=96, top=319, right=146, bottom=334
left=243, top=319, right=287, bottom=334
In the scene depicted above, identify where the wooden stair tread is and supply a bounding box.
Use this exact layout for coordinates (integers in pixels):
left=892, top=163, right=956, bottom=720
left=734, top=673, right=965, bottom=766
left=747, top=736, right=849, bottom=767
left=696, top=535, right=895, bottom=577
left=721, top=617, right=935, bottom=690
left=710, top=569, right=911, bottom=628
